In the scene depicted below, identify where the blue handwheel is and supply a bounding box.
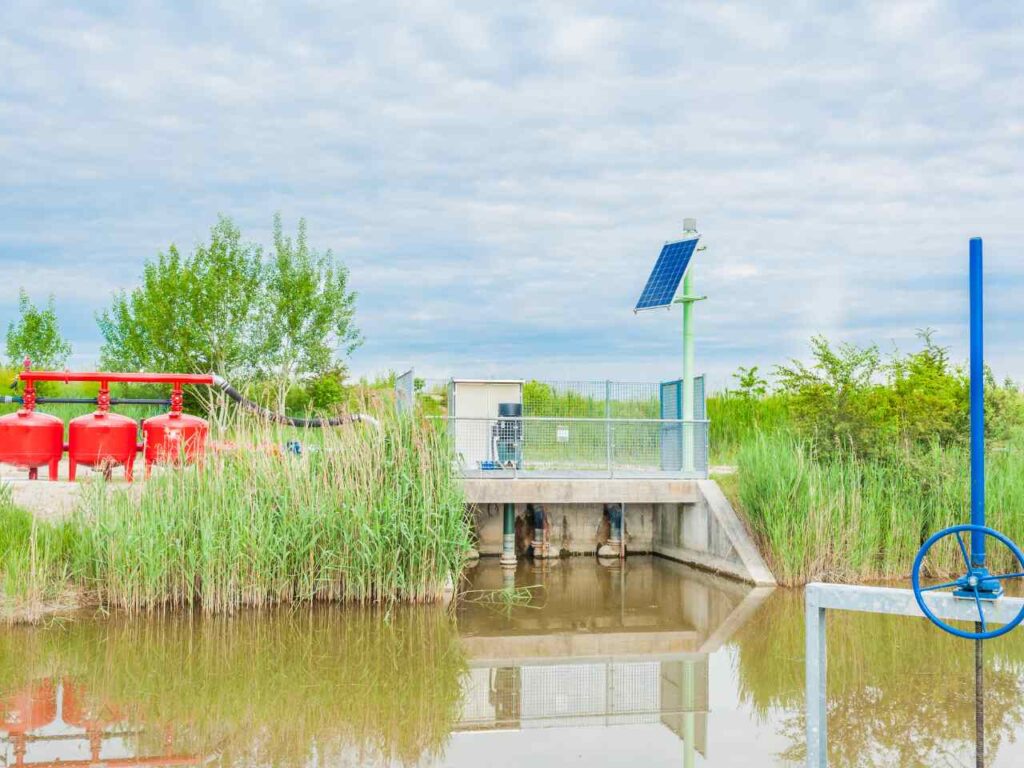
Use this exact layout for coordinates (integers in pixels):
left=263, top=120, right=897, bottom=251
left=912, top=524, right=1024, bottom=640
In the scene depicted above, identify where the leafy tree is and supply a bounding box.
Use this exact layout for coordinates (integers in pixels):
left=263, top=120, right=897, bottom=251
left=732, top=365, right=768, bottom=399
left=775, top=331, right=1023, bottom=460
left=886, top=329, right=968, bottom=449
left=5, top=289, right=72, bottom=370
left=96, top=215, right=360, bottom=413
left=97, top=216, right=263, bottom=377
left=262, top=214, right=361, bottom=408
left=775, top=336, right=894, bottom=459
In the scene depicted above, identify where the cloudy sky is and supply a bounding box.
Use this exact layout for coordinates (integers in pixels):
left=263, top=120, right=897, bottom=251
left=2, top=1, right=1022, bottom=389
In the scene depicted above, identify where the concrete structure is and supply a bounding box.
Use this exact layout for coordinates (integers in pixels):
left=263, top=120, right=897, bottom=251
left=466, top=478, right=775, bottom=586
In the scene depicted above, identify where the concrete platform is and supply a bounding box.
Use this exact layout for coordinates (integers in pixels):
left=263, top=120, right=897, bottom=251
left=462, top=477, right=700, bottom=505
left=467, top=478, right=776, bottom=586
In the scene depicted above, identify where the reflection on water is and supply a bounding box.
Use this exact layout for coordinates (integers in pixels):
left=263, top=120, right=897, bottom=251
left=3, top=558, right=1024, bottom=766
left=0, top=608, right=465, bottom=767
left=734, top=590, right=1024, bottom=767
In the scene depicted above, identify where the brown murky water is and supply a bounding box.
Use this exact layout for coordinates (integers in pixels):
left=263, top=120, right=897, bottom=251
left=3, top=556, right=1024, bottom=767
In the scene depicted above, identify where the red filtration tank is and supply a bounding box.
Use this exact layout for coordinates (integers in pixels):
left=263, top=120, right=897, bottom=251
left=142, top=383, right=209, bottom=473
left=68, top=383, right=139, bottom=481
left=0, top=407, right=64, bottom=480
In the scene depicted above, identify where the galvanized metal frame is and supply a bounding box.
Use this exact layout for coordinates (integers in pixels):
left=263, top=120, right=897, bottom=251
left=804, top=582, right=1024, bottom=767
left=394, top=369, right=415, bottom=415
left=444, top=416, right=710, bottom=479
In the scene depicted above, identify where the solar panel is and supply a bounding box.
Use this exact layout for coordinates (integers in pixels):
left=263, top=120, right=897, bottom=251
left=634, top=236, right=699, bottom=311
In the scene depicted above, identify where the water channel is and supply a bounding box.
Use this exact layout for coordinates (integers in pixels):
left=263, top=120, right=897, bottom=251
left=3, top=556, right=1024, bottom=767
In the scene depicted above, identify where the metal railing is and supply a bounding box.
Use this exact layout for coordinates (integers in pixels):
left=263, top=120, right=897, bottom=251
left=445, top=416, right=709, bottom=479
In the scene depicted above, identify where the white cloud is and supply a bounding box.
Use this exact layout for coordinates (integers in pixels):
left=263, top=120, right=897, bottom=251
left=0, top=1, right=1022, bottom=388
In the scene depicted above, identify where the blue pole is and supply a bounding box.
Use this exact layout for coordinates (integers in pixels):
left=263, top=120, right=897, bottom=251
left=970, top=237, right=985, bottom=566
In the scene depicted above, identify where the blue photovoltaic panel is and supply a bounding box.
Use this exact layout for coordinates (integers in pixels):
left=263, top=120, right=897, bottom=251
left=634, top=237, right=699, bottom=311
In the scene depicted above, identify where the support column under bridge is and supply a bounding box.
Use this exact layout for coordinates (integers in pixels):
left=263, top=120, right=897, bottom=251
left=463, top=478, right=775, bottom=586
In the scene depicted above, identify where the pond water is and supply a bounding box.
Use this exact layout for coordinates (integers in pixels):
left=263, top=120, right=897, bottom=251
left=3, top=556, right=1024, bottom=767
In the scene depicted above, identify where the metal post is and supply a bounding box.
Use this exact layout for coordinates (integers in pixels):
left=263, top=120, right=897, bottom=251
left=683, top=659, right=696, bottom=768
left=682, top=271, right=696, bottom=473
left=976, top=629, right=985, bottom=768
left=500, top=503, right=517, bottom=566
left=969, top=237, right=985, bottom=566
left=805, top=597, right=827, bottom=767
left=605, top=380, right=613, bottom=477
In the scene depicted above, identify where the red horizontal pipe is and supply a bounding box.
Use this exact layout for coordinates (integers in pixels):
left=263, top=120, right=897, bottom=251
left=20, top=372, right=215, bottom=386
left=18, top=756, right=201, bottom=768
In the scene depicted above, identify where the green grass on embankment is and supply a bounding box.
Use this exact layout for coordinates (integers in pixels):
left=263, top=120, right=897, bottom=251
left=1, top=406, right=471, bottom=622
left=733, top=430, right=1024, bottom=585
left=707, top=335, right=1024, bottom=586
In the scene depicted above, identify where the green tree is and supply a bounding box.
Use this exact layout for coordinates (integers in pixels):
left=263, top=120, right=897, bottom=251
left=775, top=336, right=893, bottom=459
left=733, top=365, right=768, bottom=399
left=886, top=329, right=968, bottom=449
left=97, top=216, right=263, bottom=377
left=96, top=215, right=360, bottom=413
left=5, top=289, right=72, bottom=370
left=262, top=215, right=361, bottom=408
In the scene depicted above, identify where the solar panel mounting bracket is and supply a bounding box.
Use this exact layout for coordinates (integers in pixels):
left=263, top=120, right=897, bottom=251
left=673, top=294, right=707, bottom=305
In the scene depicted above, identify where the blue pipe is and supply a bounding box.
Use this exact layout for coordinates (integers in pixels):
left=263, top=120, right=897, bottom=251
left=970, top=237, right=985, bottom=566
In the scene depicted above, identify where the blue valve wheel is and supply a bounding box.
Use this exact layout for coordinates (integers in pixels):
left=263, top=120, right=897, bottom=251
left=912, top=524, right=1024, bottom=640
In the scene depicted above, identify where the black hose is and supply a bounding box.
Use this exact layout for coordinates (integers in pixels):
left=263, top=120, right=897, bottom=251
left=212, top=376, right=380, bottom=429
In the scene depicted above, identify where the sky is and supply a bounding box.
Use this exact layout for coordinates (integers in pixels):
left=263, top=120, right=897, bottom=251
left=2, top=1, right=1023, bottom=390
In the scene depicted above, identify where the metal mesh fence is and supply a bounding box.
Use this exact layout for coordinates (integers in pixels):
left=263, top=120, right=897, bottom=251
left=447, top=416, right=708, bottom=478
left=417, top=377, right=704, bottom=422
left=418, top=377, right=709, bottom=477
left=522, top=380, right=662, bottom=419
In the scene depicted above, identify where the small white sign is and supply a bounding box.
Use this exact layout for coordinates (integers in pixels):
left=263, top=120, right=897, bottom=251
left=556, top=426, right=570, bottom=443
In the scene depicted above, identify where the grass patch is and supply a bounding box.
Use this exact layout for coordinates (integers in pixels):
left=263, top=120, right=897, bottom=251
left=1, top=405, right=472, bottom=621
left=736, top=430, right=1024, bottom=585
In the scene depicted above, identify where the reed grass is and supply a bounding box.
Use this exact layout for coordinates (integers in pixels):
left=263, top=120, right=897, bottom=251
left=736, top=430, right=1024, bottom=585
left=1, top=404, right=471, bottom=621
left=706, top=392, right=789, bottom=465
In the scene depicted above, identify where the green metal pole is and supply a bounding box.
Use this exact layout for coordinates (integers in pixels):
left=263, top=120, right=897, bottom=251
left=682, top=271, right=695, bottom=472
left=500, top=503, right=517, bottom=566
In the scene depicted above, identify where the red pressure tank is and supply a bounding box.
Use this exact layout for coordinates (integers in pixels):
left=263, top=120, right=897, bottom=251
left=0, top=679, right=58, bottom=735
left=0, top=409, right=64, bottom=480
left=142, top=411, right=208, bottom=473
left=68, top=411, right=139, bottom=481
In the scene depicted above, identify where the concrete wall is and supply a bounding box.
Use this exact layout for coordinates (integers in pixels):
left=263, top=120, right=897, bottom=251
left=472, top=502, right=656, bottom=556
left=467, top=479, right=775, bottom=586
left=651, top=481, right=774, bottom=585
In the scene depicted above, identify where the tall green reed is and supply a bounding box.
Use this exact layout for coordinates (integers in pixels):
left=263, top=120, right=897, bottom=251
left=2, top=404, right=471, bottom=621
left=737, top=430, right=1024, bottom=585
